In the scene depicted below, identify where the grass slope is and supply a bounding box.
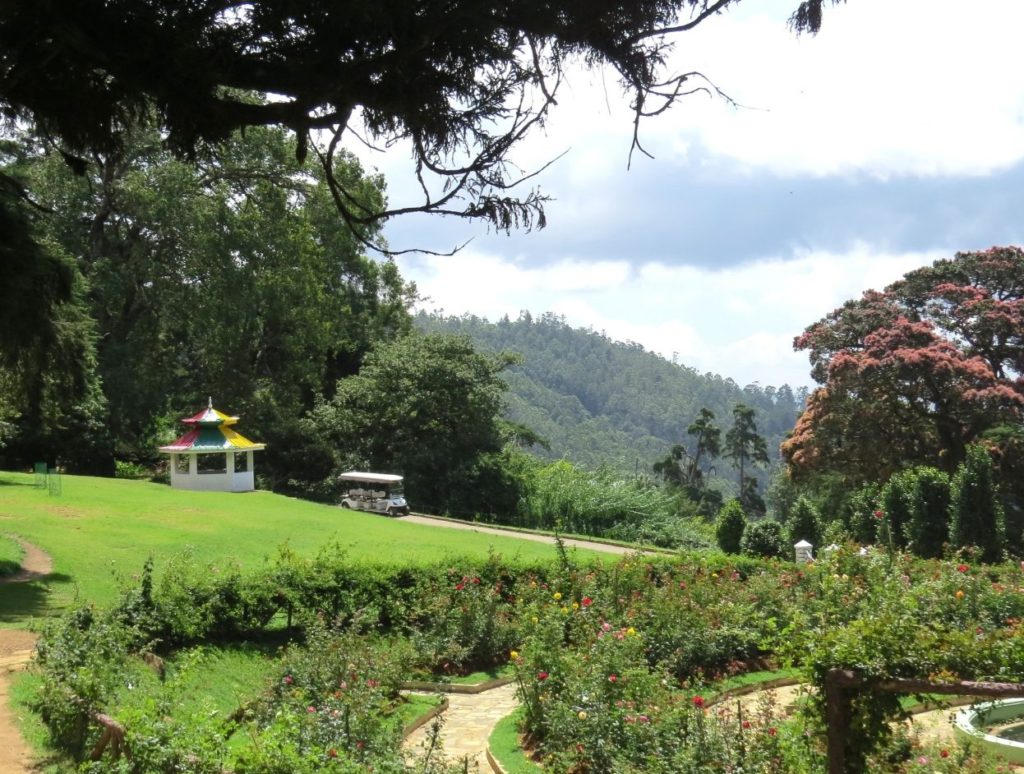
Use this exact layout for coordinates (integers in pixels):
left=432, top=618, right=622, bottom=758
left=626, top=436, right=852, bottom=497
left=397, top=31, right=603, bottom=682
left=0, top=471, right=602, bottom=621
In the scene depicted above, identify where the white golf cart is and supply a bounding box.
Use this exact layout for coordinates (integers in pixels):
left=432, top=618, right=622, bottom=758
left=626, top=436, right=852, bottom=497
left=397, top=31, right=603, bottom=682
left=338, top=471, right=409, bottom=516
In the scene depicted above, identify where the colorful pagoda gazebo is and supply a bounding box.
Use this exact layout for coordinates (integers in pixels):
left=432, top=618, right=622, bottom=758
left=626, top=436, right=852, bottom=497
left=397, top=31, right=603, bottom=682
left=159, top=399, right=266, bottom=492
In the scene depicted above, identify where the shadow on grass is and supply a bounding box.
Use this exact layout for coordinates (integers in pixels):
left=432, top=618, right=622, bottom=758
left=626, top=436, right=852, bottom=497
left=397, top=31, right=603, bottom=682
left=0, top=558, right=21, bottom=578
left=0, top=573, right=75, bottom=625
left=0, top=477, right=40, bottom=487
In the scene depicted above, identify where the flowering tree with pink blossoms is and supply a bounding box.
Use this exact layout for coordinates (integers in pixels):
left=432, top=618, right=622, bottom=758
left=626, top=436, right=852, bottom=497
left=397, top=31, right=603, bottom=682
left=783, top=247, right=1024, bottom=495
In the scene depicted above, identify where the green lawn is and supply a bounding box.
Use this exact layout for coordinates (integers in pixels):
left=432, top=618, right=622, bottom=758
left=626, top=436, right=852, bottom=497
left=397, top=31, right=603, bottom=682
left=0, top=532, right=23, bottom=577
left=0, top=470, right=605, bottom=622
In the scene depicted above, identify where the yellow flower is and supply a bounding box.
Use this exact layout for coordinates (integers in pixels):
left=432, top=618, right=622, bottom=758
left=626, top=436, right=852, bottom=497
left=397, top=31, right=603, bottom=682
left=572, top=602, right=579, bottom=610
left=553, top=591, right=562, bottom=600
left=956, top=590, right=965, bottom=600
left=578, top=710, right=588, bottom=720
left=531, top=616, right=539, bottom=624
left=510, top=650, right=519, bottom=661
left=561, top=606, right=569, bottom=615
left=626, top=626, right=637, bottom=636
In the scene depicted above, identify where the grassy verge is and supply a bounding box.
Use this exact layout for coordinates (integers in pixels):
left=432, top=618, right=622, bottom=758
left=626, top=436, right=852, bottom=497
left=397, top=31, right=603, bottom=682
left=0, top=471, right=607, bottom=616
left=447, top=665, right=514, bottom=685
left=9, top=671, right=73, bottom=773
left=489, top=707, right=540, bottom=773
left=0, top=533, right=24, bottom=577
left=710, top=667, right=802, bottom=696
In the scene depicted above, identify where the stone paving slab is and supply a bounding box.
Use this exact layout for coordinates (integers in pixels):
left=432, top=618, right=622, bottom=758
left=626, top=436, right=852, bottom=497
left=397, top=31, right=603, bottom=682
left=403, top=683, right=520, bottom=770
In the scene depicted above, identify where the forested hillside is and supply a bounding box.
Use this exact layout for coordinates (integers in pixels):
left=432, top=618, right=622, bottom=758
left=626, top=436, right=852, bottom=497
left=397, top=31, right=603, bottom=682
left=416, top=312, right=807, bottom=484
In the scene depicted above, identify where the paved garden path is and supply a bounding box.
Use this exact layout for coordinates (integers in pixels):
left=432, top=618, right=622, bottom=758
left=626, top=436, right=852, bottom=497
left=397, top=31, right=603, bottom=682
left=398, top=514, right=663, bottom=556
left=0, top=536, right=53, bottom=774
left=403, top=683, right=520, bottom=771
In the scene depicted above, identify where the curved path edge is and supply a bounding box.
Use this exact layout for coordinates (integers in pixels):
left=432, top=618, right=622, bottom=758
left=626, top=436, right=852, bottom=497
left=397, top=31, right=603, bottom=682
left=396, top=514, right=663, bottom=556
left=1, top=535, right=53, bottom=584
left=0, top=534, right=52, bottom=774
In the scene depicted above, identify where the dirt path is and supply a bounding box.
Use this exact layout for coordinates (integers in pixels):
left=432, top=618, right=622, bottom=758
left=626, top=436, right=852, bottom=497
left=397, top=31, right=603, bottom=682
left=4, top=536, right=53, bottom=583
left=398, top=514, right=664, bottom=556
left=403, top=683, right=519, bottom=770
left=0, top=536, right=53, bottom=774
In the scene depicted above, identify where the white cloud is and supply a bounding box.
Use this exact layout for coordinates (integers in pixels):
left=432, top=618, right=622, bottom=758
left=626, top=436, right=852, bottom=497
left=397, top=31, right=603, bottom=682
left=643, top=0, right=1024, bottom=177
left=400, top=244, right=941, bottom=388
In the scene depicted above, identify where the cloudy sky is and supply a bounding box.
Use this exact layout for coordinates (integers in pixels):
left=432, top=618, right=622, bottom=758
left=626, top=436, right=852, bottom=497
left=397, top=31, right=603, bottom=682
left=355, top=0, right=1024, bottom=389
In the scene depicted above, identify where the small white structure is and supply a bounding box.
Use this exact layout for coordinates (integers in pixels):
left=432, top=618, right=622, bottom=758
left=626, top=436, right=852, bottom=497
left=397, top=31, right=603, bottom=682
left=794, top=539, right=814, bottom=564
left=159, top=399, right=266, bottom=492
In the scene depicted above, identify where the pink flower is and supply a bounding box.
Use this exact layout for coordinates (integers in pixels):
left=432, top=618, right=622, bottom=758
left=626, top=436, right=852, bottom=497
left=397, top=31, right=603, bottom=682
left=366, top=678, right=379, bottom=688
left=957, top=564, right=969, bottom=573
left=608, top=674, right=618, bottom=683
left=581, top=596, right=593, bottom=607
left=283, top=675, right=293, bottom=685
left=692, top=695, right=705, bottom=708
left=307, top=705, right=316, bottom=713
left=455, top=582, right=464, bottom=591
left=873, top=509, right=884, bottom=520
left=767, top=727, right=778, bottom=736
left=537, top=671, right=549, bottom=681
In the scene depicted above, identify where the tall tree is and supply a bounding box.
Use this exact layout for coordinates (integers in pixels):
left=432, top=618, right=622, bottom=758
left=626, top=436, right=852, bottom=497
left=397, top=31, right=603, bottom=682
left=654, top=407, right=723, bottom=516
left=783, top=247, right=1024, bottom=497
left=724, top=404, right=769, bottom=514
left=312, top=333, right=518, bottom=514
left=1, top=118, right=414, bottom=481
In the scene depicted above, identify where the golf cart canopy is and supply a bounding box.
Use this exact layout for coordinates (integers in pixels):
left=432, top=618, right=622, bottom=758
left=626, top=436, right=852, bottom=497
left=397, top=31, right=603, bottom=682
left=338, top=471, right=403, bottom=484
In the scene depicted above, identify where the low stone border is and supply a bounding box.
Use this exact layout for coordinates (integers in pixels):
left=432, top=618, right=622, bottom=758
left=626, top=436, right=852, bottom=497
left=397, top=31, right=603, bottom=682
left=402, top=697, right=450, bottom=739
left=401, top=677, right=515, bottom=695
left=486, top=747, right=508, bottom=774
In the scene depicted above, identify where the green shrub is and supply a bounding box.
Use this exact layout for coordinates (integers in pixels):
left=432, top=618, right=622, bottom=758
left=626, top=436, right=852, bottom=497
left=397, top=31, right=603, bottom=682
left=905, top=467, right=951, bottom=559
left=880, top=470, right=917, bottom=548
left=741, top=520, right=786, bottom=559
left=715, top=499, right=746, bottom=554
left=785, top=496, right=820, bottom=550
left=950, top=444, right=1006, bottom=563
left=844, top=483, right=881, bottom=544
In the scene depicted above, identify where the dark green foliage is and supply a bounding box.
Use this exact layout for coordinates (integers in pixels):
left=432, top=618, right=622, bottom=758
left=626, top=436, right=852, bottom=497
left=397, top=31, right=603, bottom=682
left=950, top=444, right=1006, bottom=563
left=880, top=470, right=917, bottom=549
left=844, top=483, right=882, bottom=545
left=1, top=121, right=413, bottom=483
left=740, top=519, right=786, bottom=559
left=904, top=467, right=951, bottom=559
left=715, top=499, right=747, bottom=554
left=786, top=496, right=820, bottom=550
left=513, top=460, right=684, bottom=539
left=313, top=333, right=514, bottom=515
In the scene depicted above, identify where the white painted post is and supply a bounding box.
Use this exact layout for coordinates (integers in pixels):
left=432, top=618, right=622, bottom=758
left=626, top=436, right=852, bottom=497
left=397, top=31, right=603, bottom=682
left=794, top=539, right=814, bottom=564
